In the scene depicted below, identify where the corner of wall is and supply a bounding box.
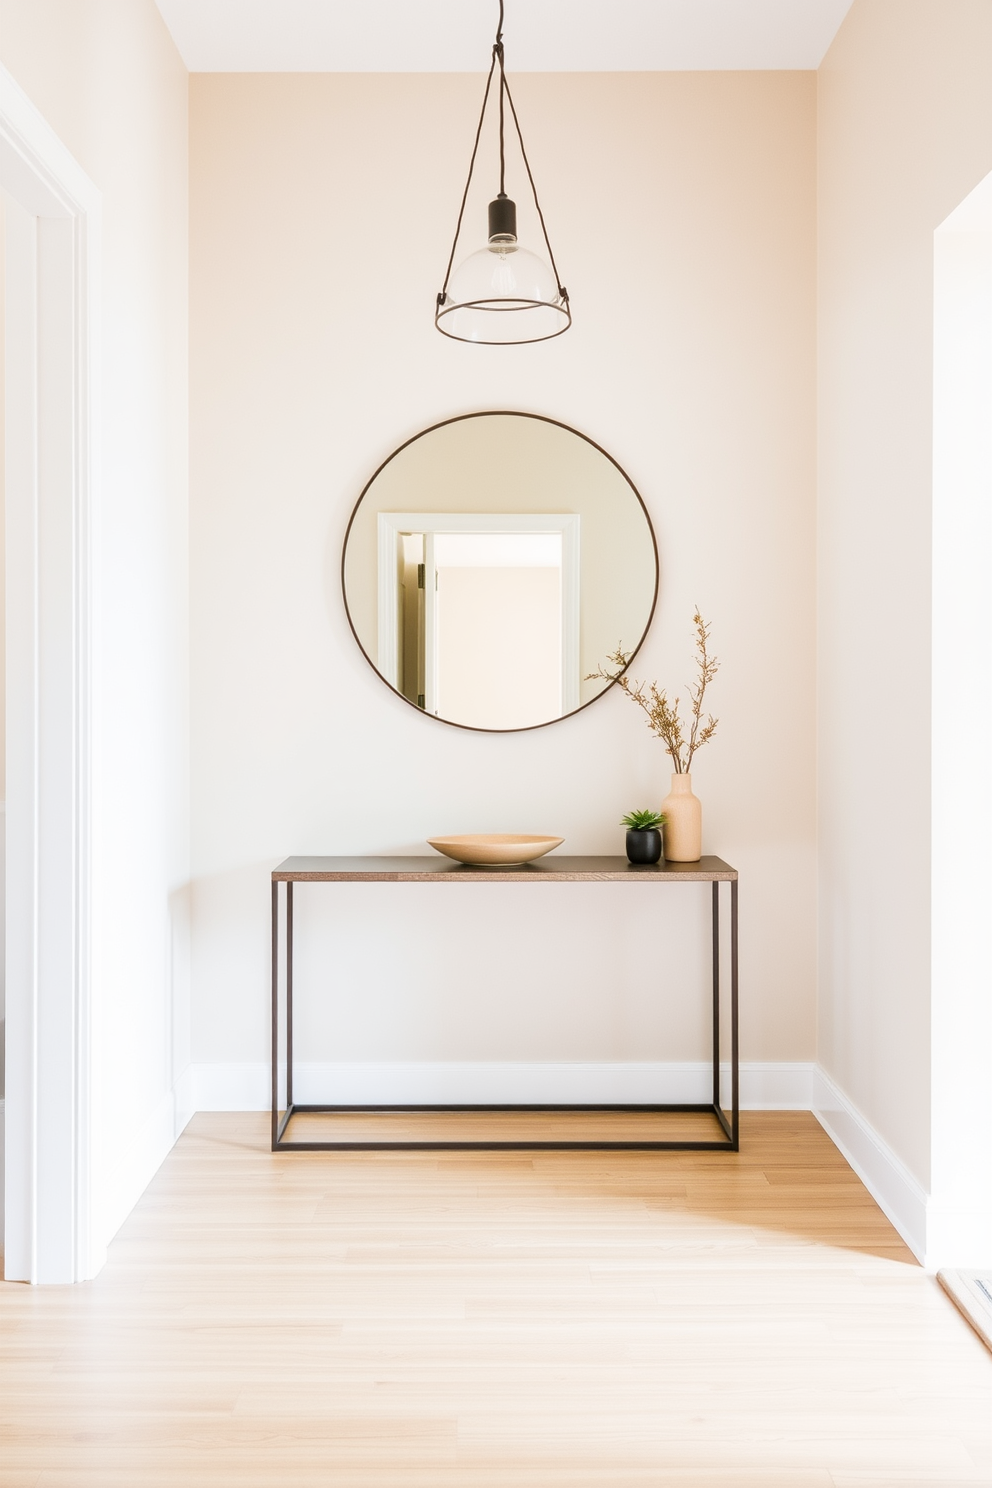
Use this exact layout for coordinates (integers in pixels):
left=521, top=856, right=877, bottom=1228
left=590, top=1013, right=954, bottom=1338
left=813, top=1065, right=928, bottom=1263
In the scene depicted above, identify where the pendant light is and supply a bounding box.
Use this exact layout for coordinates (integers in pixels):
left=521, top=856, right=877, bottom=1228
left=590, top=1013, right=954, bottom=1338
left=435, top=0, right=570, bottom=345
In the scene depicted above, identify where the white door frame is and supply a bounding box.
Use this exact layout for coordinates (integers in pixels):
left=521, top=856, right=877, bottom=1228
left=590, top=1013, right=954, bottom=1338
left=1, top=66, right=99, bottom=1282
left=929, top=172, right=992, bottom=1269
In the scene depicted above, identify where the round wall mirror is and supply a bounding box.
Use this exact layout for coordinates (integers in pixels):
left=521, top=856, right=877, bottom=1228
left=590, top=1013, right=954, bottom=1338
left=341, top=411, right=658, bottom=733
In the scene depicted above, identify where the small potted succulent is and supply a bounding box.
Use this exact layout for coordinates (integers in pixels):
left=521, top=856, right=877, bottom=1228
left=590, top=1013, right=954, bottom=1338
left=621, top=808, right=666, bottom=865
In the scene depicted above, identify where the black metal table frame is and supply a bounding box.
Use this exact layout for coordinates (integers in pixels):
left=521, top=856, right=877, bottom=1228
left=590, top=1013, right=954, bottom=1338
left=271, top=861, right=738, bottom=1153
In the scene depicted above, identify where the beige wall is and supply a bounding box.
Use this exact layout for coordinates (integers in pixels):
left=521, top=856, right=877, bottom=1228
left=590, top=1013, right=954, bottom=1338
left=190, top=72, right=817, bottom=1072
left=0, top=0, right=190, bottom=1241
left=817, top=0, right=992, bottom=1185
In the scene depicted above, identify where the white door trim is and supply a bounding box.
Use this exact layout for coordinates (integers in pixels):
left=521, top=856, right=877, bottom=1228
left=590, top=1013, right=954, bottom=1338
left=2, top=65, right=100, bottom=1282
left=929, top=174, right=992, bottom=1270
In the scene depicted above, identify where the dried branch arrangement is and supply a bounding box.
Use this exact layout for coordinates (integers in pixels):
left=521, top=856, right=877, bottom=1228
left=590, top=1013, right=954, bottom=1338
left=588, top=611, right=719, bottom=774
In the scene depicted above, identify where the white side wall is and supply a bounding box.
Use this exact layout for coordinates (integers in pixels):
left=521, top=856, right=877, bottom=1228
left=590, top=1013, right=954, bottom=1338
left=0, top=0, right=190, bottom=1256
left=817, top=0, right=992, bottom=1253
left=0, top=194, right=4, bottom=1131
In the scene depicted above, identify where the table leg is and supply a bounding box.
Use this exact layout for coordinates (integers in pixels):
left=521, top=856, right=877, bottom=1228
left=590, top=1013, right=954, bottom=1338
left=270, top=880, right=279, bottom=1150
left=731, top=877, right=739, bottom=1150
left=711, top=881, right=720, bottom=1110
left=286, top=881, right=294, bottom=1110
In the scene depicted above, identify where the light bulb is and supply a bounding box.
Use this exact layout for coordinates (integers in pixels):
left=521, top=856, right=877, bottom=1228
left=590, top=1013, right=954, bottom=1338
left=436, top=194, right=570, bottom=344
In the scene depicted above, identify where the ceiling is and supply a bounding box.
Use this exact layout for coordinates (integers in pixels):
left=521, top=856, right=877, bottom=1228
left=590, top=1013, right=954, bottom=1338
left=153, top=0, right=855, bottom=73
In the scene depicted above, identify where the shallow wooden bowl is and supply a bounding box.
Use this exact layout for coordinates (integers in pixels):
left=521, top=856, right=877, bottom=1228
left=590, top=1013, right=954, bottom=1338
left=426, top=834, right=564, bottom=866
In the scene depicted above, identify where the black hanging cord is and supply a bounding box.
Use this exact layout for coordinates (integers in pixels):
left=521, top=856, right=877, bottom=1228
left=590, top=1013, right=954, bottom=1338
left=437, top=0, right=568, bottom=309
left=437, top=48, right=498, bottom=305
left=499, top=69, right=568, bottom=302
left=498, top=68, right=507, bottom=196
left=496, top=1, right=506, bottom=197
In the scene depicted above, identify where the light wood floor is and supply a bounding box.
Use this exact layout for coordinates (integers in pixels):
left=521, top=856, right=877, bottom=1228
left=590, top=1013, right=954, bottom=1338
left=2, top=1111, right=990, bottom=1487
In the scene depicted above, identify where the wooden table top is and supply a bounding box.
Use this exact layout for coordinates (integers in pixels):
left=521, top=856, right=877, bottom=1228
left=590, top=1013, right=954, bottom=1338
left=272, top=855, right=737, bottom=883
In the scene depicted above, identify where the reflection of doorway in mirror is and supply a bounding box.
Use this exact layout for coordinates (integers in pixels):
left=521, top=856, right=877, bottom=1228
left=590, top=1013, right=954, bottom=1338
left=377, top=512, right=580, bottom=729
left=432, top=533, right=562, bottom=730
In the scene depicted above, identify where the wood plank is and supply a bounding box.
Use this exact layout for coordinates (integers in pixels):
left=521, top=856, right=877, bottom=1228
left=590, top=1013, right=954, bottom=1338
left=1, top=1112, right=989, bottom=1486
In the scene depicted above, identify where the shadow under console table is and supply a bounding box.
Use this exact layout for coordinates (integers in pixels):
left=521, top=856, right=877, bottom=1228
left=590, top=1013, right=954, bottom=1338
left=271, top=855, right=738, bottom=1153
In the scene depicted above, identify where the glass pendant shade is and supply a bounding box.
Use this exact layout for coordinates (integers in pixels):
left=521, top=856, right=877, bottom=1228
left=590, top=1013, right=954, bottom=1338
left=438, top=238, right=569, bottom=345
left=436, top=5, right=570, bottom=346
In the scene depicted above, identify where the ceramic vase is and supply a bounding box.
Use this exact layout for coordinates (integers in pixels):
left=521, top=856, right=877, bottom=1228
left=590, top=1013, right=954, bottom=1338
left=660, top=773, right=702, bottom=861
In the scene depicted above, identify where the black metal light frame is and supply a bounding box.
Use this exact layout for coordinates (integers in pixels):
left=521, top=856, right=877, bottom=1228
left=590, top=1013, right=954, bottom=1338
left=435, top=0, right=571, bottom=345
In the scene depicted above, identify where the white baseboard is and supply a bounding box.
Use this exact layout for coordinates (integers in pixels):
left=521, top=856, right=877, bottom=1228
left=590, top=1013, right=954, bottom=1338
left=100, top=1075, right=194, bottom=1253
left=174, top=1064, right=195, bottom=1134
left=812, top=1065, right=928, bottom=1263
left=191, top=1060, right=815, bottom=1112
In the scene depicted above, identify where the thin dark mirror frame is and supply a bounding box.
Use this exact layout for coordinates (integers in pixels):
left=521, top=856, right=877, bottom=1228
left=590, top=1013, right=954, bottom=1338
left=341, top=410, right=660, bottom=734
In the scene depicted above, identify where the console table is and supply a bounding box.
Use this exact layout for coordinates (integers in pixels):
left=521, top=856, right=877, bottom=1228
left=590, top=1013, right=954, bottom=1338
left=271, top=855, right=738, bottom=1152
